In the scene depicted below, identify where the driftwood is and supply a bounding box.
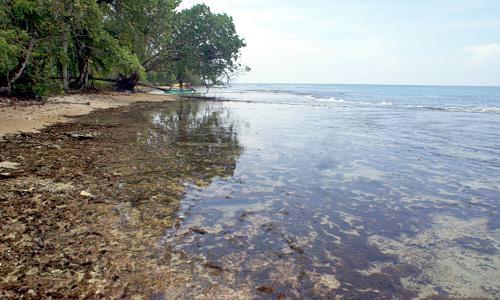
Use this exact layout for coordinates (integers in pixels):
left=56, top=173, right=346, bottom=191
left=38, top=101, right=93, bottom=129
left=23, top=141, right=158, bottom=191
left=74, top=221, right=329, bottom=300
left=50, top=73, right=174, bottom=93
left=91, top=73, right=171, bottom=92
left=82, top=73, right=138, bottom=91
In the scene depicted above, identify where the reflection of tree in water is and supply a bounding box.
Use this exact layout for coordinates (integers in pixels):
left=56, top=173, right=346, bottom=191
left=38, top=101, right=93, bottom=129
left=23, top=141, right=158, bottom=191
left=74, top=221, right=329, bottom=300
left=109, top=100, right=242, bottom=228
left=146, top=101, right=241, bottom=181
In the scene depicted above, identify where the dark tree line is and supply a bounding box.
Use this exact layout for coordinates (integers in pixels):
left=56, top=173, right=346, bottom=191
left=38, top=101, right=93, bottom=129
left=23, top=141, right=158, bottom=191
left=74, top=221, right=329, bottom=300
left=0, top=0, right=247, bottom=96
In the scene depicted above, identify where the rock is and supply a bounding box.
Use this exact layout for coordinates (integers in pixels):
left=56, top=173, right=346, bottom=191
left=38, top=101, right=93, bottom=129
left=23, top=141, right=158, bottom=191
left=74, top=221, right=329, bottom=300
left=0, top=161, right=19, bottom=170
left=40, top=181, right=74, bottom=192
left=204, top=261, right=223, bottom=271
left=51, top=182, right=75, bottom=192
left=315, top=274, right=341, bottom=290
left=0, top=172, right=14, bottom=179
left=189, top=227, right=208, bottom=234
left=80, top=190, right=95, bottom=198
left=68, top=132, right=99, bottom=140
left=256, top=285, right=274, bottom=293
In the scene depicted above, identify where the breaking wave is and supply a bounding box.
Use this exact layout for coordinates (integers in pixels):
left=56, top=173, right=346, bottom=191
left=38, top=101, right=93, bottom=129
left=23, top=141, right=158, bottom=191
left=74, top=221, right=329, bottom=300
left=208, top=86, right=500, bottom=114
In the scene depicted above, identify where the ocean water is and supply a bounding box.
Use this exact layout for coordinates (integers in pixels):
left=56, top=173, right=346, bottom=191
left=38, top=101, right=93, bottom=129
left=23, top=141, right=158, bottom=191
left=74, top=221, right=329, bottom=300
left=207, top=83, right=500, bottom=114
left=123, top=85, right=500, bottom=298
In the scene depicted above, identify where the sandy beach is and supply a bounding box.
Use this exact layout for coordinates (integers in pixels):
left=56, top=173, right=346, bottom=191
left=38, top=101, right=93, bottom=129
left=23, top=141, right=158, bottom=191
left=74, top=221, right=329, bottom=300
left=0, top=92, right=176, bottom=138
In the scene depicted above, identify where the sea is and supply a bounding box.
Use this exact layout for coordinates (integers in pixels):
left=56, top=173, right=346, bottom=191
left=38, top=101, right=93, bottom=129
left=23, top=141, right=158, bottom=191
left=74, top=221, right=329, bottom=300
left=147, top=84, right=500, bottom=298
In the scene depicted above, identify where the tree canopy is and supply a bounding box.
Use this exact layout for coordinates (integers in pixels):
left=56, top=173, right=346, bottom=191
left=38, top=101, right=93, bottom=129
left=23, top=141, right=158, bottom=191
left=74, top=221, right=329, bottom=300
left=0, top=0, right=247, bottom=96
left=170, top=4, right=248, bottom=87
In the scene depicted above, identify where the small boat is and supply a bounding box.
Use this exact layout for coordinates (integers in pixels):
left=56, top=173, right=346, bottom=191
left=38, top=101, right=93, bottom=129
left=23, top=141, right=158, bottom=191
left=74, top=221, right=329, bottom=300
left=163, top=89, right=197, bottom=95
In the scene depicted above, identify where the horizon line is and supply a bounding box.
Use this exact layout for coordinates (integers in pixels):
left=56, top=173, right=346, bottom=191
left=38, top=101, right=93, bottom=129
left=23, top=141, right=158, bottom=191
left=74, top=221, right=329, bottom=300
left=233, top=82, right=500, bottom=88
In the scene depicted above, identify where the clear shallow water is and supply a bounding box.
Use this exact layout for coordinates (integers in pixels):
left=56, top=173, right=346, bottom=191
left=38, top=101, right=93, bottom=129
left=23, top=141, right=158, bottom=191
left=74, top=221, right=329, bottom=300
left=147, top=85, right=499, bottom=298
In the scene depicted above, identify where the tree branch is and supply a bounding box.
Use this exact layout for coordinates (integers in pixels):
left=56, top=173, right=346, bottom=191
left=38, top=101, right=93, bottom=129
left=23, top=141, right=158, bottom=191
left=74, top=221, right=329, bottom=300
left=9, top=38, right=35, bottom=85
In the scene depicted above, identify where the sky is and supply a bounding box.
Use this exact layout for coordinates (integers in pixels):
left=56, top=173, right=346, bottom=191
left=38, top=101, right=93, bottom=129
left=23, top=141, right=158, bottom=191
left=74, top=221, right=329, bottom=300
left=179, top=0, right=500, bottom=86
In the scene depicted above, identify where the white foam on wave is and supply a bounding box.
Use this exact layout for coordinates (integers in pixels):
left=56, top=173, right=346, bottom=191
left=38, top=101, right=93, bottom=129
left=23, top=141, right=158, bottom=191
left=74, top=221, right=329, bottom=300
left=443, top=106, right=500, bottom=114
left=304, top=93, right=397, bottom=106
left=306, top=94, right=499, bottom=114
left=236, top=89, right=500, bottom=114
left=316, top=96, right=346, bottom=103
left=409, top=104, right=500, bottom=114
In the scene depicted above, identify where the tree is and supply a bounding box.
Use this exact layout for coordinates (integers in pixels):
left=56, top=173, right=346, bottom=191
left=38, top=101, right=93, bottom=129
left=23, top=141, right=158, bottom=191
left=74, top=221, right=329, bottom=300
left=0, top=0, right=50, bottom=95
left=0, top=0, right=144, bottom=95
left=57, top=0, right=143, bottom=89
left=0, top=1, right=248, bottom=96
left=168, top=4, right=248, bottom=87
left=100, top=0, right=180, bottom=73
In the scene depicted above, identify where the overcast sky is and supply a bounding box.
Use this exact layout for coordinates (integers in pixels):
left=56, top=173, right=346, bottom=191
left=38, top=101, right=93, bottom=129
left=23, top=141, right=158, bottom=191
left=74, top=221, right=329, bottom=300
left=179, top=0, right=500, bottom=86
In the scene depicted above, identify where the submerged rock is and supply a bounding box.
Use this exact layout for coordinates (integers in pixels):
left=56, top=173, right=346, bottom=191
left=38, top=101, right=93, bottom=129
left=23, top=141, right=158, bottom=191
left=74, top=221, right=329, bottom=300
left=256, top=284, right=274, bottom=293
left=79, top=190, right=94, bottom=198
left=67, top=131, right=99, bottom=140
left=0, top=161, right=19, bottom=170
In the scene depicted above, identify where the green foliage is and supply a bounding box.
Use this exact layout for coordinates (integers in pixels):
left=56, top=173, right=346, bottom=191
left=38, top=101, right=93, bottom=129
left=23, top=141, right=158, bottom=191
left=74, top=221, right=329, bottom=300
left=0, top=0, right=53, bottom=95
left=0, top=0, right=247, bottom=96
left=101, top=0, right=180, bottom=71
left=170, top=4, right=248, bottom=86
left=0, top=29, right=25, bottom=76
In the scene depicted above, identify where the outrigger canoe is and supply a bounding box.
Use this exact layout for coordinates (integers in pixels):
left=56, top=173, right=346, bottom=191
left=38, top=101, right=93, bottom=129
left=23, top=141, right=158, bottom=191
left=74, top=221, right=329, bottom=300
left=163, top=89, right=197, bottom=95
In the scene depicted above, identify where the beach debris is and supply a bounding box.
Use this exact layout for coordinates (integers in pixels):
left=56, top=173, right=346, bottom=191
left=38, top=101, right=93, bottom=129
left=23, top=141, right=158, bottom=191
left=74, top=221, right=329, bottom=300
left=80, top=190, right=95, bottom=198
left=0, top=161, right=19, bottom=170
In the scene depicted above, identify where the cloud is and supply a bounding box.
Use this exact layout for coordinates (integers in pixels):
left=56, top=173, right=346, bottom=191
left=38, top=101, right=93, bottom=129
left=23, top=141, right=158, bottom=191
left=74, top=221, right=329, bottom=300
left=178, top=1, right=500, bottom=85
left=464, top=43, right=500, bottom=63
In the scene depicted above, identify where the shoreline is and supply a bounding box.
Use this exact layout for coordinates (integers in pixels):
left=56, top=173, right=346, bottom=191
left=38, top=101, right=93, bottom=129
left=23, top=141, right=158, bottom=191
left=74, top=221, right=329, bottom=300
left=0, top=92, right=177, bottom=139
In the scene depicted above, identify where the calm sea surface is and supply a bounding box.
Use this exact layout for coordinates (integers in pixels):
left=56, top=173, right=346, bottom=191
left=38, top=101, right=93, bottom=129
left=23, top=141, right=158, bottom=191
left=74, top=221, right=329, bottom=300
left=144, top=84, right=500, bottom=298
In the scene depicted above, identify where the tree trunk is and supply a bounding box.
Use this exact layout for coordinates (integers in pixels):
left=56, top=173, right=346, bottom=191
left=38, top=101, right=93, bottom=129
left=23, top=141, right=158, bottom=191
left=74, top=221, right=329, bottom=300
left=61, top=34, right=69, bottom=91
left=116, top=72, right=139, bottom=91
left=77, top=60, right=89, bottom=89
left=0, top=38, right=35, bottom=95
left=90, top=76, right=171, bottom=92
left=0, top=85, right=11, bottom=96
left=10, top=38, right=35, bottom=85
